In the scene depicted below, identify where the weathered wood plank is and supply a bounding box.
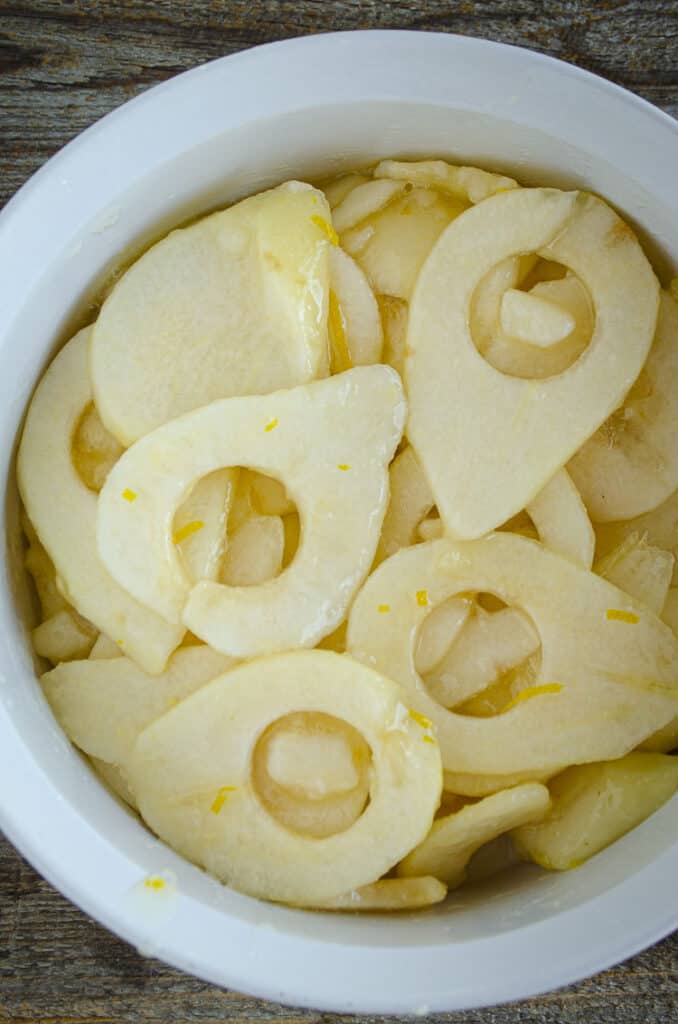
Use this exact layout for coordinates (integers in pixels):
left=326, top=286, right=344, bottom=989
left=1, top=2, right=677, bottom=1020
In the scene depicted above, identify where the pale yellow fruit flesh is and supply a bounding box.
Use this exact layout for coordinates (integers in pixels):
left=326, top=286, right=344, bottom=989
left=526, top=468, right=595, bottom=568
left=329, top=247, right=383, bottom=365
left=125, top=650, right=442, bottom=906
left=347, top=534, right=678, bottom=774
left=32, top=609, right=97, bottom=664
left=595, top=533, right=674, bottom=615
left=373, top=159, right=518, bottom=204
left=316, top=876, right=447, bottom=911
left=220, top=514, right=284, bottom=587
left=91, top=182, right=332, bottom=445
left=513, top=752, right=678, bottom=870
left=500, top=288, right=575, bottom=346
left=375, top=446, right=435, bottom=565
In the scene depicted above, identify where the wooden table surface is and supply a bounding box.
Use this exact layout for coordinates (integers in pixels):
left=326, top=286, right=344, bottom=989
left=1, top=2, right=677, bottom=1021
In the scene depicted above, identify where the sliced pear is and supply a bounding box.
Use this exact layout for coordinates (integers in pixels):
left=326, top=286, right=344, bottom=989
left=425, top=606, right=540, bottom=708
left=375, top=446, right=435, bottom=564
left=569, top=291, right=678, bottom=522
left=32, top=609, right=97, bottom=664
left=443, top=768, right=557, bottom=798
left=91, top=182, right=331, bottom=445
left=89, top=633, right=123, bottom=660
left=347, top=534, right=678, bottom=775
left=125, top=650, right=442, bottom=906
left=41, top=646, right=235, bottom=767
left=513, top=753, right=678, bottom=870
left=17, top=330, right=184, bottom=674
left=321, top=172, right=371, bottom=209
left=220, top=514, right=284, bottom=586
left=341, top=186, right=467, bottom=301
left=330, top=247, right=383, bottom=365
left=332, top=179, right=405, bottom=233
left=378, top=295, right=409, bottom=377
left=526, top=468, right=595, bottom=568
left=407, top=189, right=659, bottom=539
left=417, top=517, right=444, bottom=542
left=398, top=783, right=550, bottom=887
left=317, top=876, right=447, bottom=911
left=248, top=471, right=294, bottom=517
left=24, top=536, right=69, bottom=619
left=373, top=159, right=517, bottom=204
left=72, top=403, right=124, bottom=492
left=98, top=366, right=405, bottom=656
left=174, top=469, right=237, bottom=584
left=90, top=756, right=137, bottom=809
left=415, top=597, right=472, bottom=676
left=595, top=533, right=674, bottom=615
left=500, top=288, right=575, bottom=347
left=640, top=711, right=678, bottom=753
left=594, top=487, right=678, bottom=585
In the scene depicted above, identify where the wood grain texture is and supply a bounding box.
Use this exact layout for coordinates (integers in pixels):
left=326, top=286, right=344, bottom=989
left=1, top=1, right=677, bottom=1021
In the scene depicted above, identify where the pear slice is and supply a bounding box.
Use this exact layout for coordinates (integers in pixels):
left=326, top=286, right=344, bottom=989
left=595, top=533, right=674, bottom=615
left=17, top=330, right=184, bottom=674
left=32, top=609, right=97, bottom=664
left=342, top=186, right=468, bottom=301
left=24, top=536, right=70, bottom=619
left=500, top=288, right=575, bottom=347
left=375, top=446, right=435, bottom=564
left=346, top=534, right=678, bottom=775
left=321, top=172, right=371, bottom=209
left=398, top=783, right=550, bottom=887
left=513, top=753, right=678, bottom=870
left=90, top=756, right=137, bottom=809
left=97, top=366, right=405, bottom=655
left=525, top=468, right=595, bottom=568
left=329, top=247, right=383, bottom=365
left=317, top=876, right=447, bottom=911
left=373, top=159, right=517, bottom=204
left=174, top=469, right=236, bottom=584
left=443, top=768, right=557, bottom=798
left=220, top=514, right=284, bottom=586
left=407, top=189, right=659, bottom=539
left=125, top=650, right=442, bottom=907
left=41, top=646, right=235, bottom=767
left=332, top=179, right=405, bottom=233
left=248, top=471, right=294, bottom=517
left=91, top=182, right=331, bottom=445
left=89, top=633, right=122, bottom=660
left=424, top=605, right=540, bottom=709
left=72, top=403, right=123, bottom=492
left=569, top=291, right=678, bottom=522
left=594, top=487, right=678, bottom=585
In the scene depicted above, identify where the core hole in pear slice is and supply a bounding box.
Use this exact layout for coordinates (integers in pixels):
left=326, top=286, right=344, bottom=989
left=251, top=711, right=372, bottom=839
left=407, top=189, right=659, bottom=540
left=90, top=181, right=332, bottom=446
left=346, top=533, right=678, bottom=775
left=125, top=649, right=442, bottom=906
left=97, top=366, right=405, bottom=656
left=568, top=291, right=678, bottom=523
left=17, top=329, right=184, bottom=675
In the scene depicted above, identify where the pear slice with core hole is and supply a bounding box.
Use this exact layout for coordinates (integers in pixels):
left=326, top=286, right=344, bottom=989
left=17, top=330, right=184, bottom=674
left=525, top=468, right=595, bottom=568
left=569, top=291, right=678, bottom=522
left=316, top=876, right=447, bottom=911
left=513, top=753, right=678, bottom=870
left=398, top=782, right=550, bottom=887
left=98, top=366, right=405, bottom=655
left=125, top=650, right=442, bottom=906
left=595, top=533, right=674, bottom=615
left=41, top=646, right=235, bottom=768
left=347, top=533, right=678, bottom=775
left=406, top=189, right=659, bottom=539
left=91, top=182, right=331, bottom=445
left=329, top=247, right=382, bottom=366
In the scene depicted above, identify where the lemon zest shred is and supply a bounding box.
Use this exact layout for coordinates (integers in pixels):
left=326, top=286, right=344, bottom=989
left=211, top=786, right=237, bottom=814
left=501, top=683, right=564, bottom=714
left=328, top=289, right=353, bottom=373
left=337, top=464, right=351, bottom=471
left=409, top=708, right=433, bottom=730
left=311, top=214, right=339, bottom=246
left=377, top=603, right=391, bottom=613
left=416, top=589, right=429, bottom=607
left=422, top=735, right=436, bottom=745
left=144, top=876, right=166, bottom=890
left=172, top=519, right=205, bottom=545
left=122, top=488, right=137, bottom=503
left=116, top=639, right=124, bottom=647
left=265, top=417, right=278, bottom=432
left=606, top=608, right=639, bottom=624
